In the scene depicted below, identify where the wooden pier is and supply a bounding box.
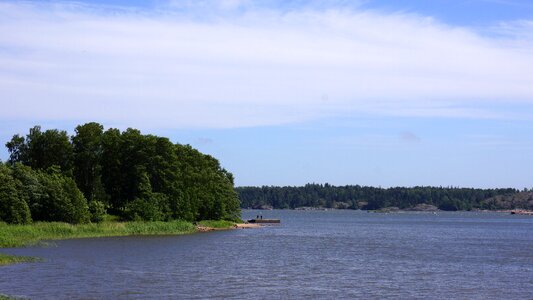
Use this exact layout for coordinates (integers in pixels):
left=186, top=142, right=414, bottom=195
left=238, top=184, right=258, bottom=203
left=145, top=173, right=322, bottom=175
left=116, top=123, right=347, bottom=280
left=247, top=218, right=280, bottom=224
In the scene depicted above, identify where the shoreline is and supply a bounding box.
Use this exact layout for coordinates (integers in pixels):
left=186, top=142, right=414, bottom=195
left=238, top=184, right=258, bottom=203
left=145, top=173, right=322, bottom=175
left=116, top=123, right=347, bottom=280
left=0, top=220, right=261, bottom=266
left=196, top=223, right=262, bottom=232
left=0, top=221, right=197, bottom=249
left=247, top=207, right=533, bottom=214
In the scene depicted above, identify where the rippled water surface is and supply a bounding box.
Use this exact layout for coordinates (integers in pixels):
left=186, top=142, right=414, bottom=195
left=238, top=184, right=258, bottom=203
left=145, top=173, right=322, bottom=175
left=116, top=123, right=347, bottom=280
left=1, top=210, right=533, bottom=299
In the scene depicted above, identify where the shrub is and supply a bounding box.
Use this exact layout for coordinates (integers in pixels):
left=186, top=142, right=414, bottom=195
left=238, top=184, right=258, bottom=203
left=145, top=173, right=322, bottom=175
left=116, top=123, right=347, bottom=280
left=88, top=200, right=106, bottom=223
left=125, top=198, right=161, bottom=221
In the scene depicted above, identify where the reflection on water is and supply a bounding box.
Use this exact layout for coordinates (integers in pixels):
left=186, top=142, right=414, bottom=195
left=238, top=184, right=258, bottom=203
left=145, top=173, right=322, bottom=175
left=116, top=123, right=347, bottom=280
left=1, top=210, right=532, bottom=299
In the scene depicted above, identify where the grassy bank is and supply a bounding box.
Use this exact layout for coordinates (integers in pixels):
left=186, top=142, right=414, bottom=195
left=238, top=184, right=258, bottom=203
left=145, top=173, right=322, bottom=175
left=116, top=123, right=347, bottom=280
left=0, top=219, right=239, bottom=266
left=0, top=220, right=198, bottom=248
left=198, top=220, right=236, bottom=229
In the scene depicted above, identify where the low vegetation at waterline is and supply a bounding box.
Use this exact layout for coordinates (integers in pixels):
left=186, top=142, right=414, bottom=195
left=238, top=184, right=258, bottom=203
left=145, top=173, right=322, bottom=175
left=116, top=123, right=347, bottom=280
left=0, top=219, right=242, bottom=266
left=198, top=220, right=236, bottom=229
left=0, top=253, right=41, bottom=266
left=0, top=220, right=215, bottom=248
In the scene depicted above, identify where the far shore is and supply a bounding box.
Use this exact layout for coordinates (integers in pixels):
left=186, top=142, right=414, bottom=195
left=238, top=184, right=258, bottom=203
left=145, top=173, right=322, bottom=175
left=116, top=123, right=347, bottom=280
left=246, top=206, right=533, bottom=214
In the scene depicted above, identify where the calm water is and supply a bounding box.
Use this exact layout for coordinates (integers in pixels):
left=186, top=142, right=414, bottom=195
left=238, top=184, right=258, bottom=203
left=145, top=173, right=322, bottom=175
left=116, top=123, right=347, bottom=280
left=1, top=210, right=533, bottom=299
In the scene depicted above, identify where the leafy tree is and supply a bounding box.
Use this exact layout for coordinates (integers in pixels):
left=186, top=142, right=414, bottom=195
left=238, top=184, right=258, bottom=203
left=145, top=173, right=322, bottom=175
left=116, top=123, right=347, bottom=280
left=72, top=122, right=104, bottom=201
left=174, top=144, right=240, bottom=221
left=10, top=163, right=45, bottom=220
left=0, top=164, right=31, bottom=224
left=6, top=126, right=73, bottom=175
left=5, top=134, right=27, bottom=165
left=35, top=167, right=89, bottom=223
left=100, top=128, right=123, bottom=212
left=10, top=164, right=90, bottom=224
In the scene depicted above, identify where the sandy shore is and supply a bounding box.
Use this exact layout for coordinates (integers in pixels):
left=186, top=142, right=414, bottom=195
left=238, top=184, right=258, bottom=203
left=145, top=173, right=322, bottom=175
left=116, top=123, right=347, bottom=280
left=196, top=223, right=262, bottom=232
left=234, top=223, right=262, bottom=229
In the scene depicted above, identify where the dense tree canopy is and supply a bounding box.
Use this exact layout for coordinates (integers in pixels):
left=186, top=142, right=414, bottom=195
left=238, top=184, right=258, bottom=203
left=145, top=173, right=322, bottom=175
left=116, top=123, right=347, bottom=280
left=237, top=184, right=521, bottom=211
left=0, top=164, right=32, bottom=224
left=7, top=126, right=73, bottom=175
left=1, top=123, right=240, bottom=224
left=72, top=122, right=104, bottom=202
left=1, top=163, right=89, bottom=224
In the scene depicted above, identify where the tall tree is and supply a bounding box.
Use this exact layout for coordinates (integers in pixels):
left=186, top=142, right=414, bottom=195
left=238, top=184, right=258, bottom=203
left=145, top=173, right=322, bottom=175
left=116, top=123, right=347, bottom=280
left=72, top=122, right=104, bottom=201
left=100, top=128, right=122, bottom=212
left=6, top=126, right=73, bottom=175
left=5, top=134, right=27, bottom=165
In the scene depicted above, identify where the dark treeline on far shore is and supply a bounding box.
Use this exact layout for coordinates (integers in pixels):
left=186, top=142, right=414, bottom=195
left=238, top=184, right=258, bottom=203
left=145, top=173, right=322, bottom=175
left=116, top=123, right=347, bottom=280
left=237, top=184, right=533, bottom=211
left=0, top=123, right=240, bottom=224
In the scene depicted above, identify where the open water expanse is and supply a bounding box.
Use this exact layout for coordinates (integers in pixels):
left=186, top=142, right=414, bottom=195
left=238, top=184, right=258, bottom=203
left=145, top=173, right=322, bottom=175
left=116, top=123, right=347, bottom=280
left=1, top=210, right=533, bottom=299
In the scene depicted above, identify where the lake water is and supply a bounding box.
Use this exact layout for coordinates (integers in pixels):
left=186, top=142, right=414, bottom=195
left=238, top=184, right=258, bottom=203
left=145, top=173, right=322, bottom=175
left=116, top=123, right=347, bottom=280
left=1, top=210, right=533, bottom=299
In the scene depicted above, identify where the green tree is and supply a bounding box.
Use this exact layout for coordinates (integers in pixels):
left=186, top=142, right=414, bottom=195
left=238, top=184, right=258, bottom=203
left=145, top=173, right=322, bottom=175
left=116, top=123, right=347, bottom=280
left=174, top=144, right=240, bottom=221
left=14, top=166, right=90, bottom=224
left=0, top=164, right=32, bottom=224
left=100, top=128, right=123, bottom=212
left=6, top=126, right=73, bottom=175
left=5, top=134, right=27, bottom=165
left=10, top=163, right=45, bottom=220
left=72, top=122, right=104, bottom=201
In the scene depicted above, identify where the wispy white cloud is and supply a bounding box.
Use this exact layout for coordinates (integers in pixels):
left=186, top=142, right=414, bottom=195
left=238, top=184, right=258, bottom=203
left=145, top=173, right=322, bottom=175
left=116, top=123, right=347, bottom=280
left=0, top=1, right=532, bottom=128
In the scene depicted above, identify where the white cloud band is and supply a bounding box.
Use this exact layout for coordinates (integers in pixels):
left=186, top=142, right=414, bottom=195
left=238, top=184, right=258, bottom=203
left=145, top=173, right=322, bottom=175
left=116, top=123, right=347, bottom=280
left=1, top=1, right=532, bottom=128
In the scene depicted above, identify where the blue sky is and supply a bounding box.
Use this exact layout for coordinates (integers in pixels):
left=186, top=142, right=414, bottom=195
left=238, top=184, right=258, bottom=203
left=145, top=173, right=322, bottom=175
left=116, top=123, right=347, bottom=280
left=1, top=0, right=533, bottom=188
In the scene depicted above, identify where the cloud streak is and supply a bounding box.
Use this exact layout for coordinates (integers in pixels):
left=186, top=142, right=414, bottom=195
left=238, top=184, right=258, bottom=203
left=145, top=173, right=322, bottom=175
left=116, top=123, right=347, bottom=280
left=1, top=1, right=533, bottom=128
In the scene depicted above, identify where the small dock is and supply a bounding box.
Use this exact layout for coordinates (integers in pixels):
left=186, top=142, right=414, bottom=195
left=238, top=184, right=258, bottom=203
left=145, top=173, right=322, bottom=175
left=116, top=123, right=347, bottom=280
left=247, top=218, right=280, bottom=224
left=510, top=210, right=533, bottom=216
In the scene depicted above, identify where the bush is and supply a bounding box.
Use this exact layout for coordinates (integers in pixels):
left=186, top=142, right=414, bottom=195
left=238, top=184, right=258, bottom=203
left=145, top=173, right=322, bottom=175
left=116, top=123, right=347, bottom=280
left=60, top=175, right=90, bottom=224
left=124, top=197, right=165, bottom=221
left=88, top=200, right=107, bottom=223
left=123, top=192, right=171, bottom=221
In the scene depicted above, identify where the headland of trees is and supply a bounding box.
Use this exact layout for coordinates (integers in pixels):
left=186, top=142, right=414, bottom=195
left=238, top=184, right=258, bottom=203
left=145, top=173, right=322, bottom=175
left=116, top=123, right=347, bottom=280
left=0, top=123, right=241, bottom=263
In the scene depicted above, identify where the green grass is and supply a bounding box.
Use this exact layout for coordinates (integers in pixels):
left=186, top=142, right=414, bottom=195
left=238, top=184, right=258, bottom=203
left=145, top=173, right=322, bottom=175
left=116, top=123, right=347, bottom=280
left=0, top=294, right=28, bottom=300
left=0, top=220, right=197, bottom=248
left=0, top=253, right=41, bottom=266
left=0, top=218, right=239, bottom=266
left=198, top=220, right=236, bottom=229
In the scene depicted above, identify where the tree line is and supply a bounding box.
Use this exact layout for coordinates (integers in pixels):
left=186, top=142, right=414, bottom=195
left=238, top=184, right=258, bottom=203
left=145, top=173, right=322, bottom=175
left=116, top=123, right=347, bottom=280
left=0, top=123, right=240, bottom=224
left=236, top=183, right=521, bottom=211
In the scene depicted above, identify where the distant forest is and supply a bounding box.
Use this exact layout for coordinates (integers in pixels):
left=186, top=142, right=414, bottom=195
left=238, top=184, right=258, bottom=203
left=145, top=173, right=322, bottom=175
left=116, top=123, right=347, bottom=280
left=0, top=123, right=240, bottom=224
left=237, top=184, right=533, bottom=211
